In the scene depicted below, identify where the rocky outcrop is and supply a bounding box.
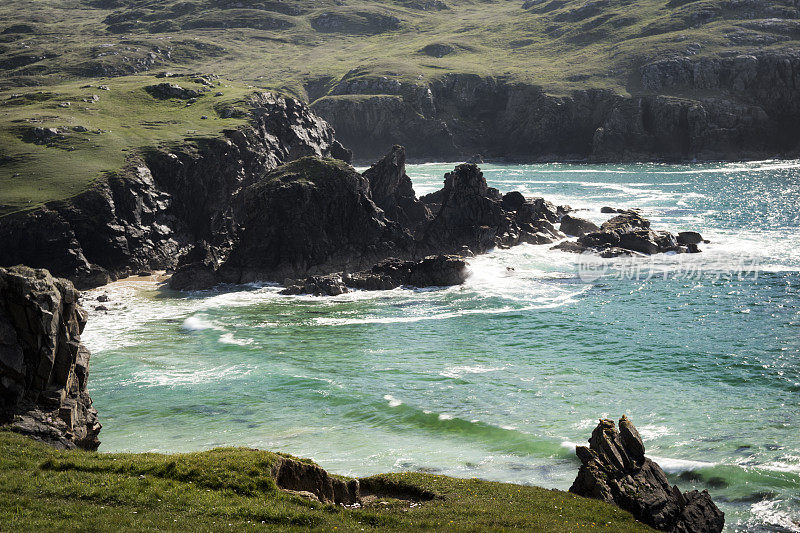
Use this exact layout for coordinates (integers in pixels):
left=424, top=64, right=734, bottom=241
left=418, top=163, right=563, bottom=255
left=362, top=145, right=431, bottom=229
left=217, top=157, right=413, bottom=284
left=310, top=62, right=800, bottom=162
left=570, top=417, right=724, bottom=533
left=0, top=266, right=100, bottom=450
left=0, top=92, right=352, bottom=290
left=553, top=211, right=702, bottom=256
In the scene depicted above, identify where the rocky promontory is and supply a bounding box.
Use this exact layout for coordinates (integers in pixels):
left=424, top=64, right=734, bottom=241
left=571, top=417, right=724, bottom=533
left=0, top=266, right=100, bottom=450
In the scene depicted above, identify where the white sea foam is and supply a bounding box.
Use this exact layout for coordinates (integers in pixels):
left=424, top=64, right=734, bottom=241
left=182, top=316, right=216, bottom=331
left=384, top=394, right=403, bottom=407
left=218, top=332, right=254, bottom=346
left=440, top=365, right=505, bottom=379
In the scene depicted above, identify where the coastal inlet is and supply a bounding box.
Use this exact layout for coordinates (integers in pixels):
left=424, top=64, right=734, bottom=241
left=83, top=160, right=800, bottom=532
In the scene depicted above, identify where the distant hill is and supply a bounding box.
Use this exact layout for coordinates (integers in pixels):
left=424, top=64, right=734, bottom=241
left=1, top=0, right=798, bottom=97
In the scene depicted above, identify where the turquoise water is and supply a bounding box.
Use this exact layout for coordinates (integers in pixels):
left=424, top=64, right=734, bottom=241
left=82, top=161, right=800, bottom=532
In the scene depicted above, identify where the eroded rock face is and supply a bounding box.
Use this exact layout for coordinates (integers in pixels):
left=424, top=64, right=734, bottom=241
left=362, top=145, right=431, bottom=229
left=0, top=266, right=100, bottom=450
left=570, top=417, right=724, bottom=533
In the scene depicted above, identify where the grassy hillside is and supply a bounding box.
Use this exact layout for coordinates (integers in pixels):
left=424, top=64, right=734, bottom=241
left=0, top=431, right=654, bottom=532
left=0, top=0, right=797, bottom=98
left=0, top=74, right=254, bottom=216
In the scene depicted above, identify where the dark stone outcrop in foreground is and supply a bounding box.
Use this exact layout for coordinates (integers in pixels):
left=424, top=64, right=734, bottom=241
left=555, top=210, right=704, bottom=257
left=0, top=266, right=100, bottom=450
left=571, top=417, right=724, bottom=533
left=280, top=255, right=468, bottom=296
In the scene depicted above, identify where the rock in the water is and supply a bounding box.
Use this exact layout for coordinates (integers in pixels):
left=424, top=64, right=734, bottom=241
left=287, top=255, right=468, bottom=295
left=560, top=214, right=600, bottom=237
left=570, top=417, right=724, bottom=533
left=0, top=266, right=101, bottom=450
left=280, top=274, right=349, bottom=296
left=676, top=231, right=705, bottom=246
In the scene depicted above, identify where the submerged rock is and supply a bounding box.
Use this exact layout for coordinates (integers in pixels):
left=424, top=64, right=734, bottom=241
left=0, top=266, right=101, bottom=450
left=570, top=417, right=724, bottom=533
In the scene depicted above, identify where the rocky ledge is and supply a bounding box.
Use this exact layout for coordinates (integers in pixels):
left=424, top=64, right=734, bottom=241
left=0, top=266, right=100, bottom=450
left=571, top=417, right=724, bottom=533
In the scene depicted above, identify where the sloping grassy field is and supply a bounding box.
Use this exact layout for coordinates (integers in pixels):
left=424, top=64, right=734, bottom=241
left=0, top=431, right=654, bottom=532
left=0, top=74, right=254, bottom=216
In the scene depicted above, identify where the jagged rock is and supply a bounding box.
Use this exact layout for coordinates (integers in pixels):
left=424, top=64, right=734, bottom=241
left=0, top=266, right=101, bottom=450
left=419, top=163, right=506, bottom=254
left=601, top=206, right=620, bottom=214
left=218, top=157, right=413, bottom=284
left=145, top=82, right=201, bottom=100
left=560, top=215, right=600, bottom=237
left=570, top=417, right=724, bottom=533
left=362, top=145, right=431, bottom=228
left=168, top=241, right=223, bottom=291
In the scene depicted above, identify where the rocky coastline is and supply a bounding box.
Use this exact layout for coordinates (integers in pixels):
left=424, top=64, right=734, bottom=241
left=310, top=51, right=800, bottom=163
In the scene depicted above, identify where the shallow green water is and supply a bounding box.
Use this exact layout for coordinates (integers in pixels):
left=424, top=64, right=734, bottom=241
left=83, top=160, right=800, bottom=532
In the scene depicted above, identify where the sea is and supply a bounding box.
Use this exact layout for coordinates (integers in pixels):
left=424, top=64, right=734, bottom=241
left=82, top=160, right=800, bottom=532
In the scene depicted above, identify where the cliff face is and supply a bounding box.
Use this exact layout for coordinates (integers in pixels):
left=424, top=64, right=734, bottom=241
left=0, top=93, right=352, bottom=289
left=310, top=50, right=800, bottom=162
left=0, top=266, right=100, bottom=450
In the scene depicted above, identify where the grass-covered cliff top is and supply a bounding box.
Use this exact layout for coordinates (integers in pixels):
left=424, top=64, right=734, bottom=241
left=0, top=74, right=255, bottom=217
left=0, top=0, right=798, bottom=99
left=0, top=431, right=654, bottom=532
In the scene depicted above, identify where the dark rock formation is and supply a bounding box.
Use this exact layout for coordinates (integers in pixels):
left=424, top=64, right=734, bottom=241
left=419, top=163, right=563, bottom=255
left=0, top=266, right=101, bottom=450
left=0, top=92, right=351, bottom=290
left=571, top=417, right=724, bottom=533
left=218, top=157, right=413, bottom=284
left=145, top=82, right=201, bottom=99
left=344, top=255, right=467, bottom=292
left=554, top=210, right=700, bottom=256
left=362, top=145, right=431, bottom=229
left=560, top=214, right=600, bottom=237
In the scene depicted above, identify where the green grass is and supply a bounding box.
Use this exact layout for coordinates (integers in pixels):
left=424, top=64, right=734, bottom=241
left=0, top=74, right=254, bottom=216
left=0, top=431, right=654, bottom=532
left=0, top=0, right=796, bottom=98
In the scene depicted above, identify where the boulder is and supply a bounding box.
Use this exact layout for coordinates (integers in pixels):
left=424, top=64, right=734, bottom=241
left=280, top=274, right=349, bottom=296
left=145, top=83, right=201, bottom=100
left=0, top=266, right=101, bottom=450
left=560, top=215, right=600, bottom=237
left=676, top=231, right=705, bottom=246
left=570, top=417, right=724, bottom=533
